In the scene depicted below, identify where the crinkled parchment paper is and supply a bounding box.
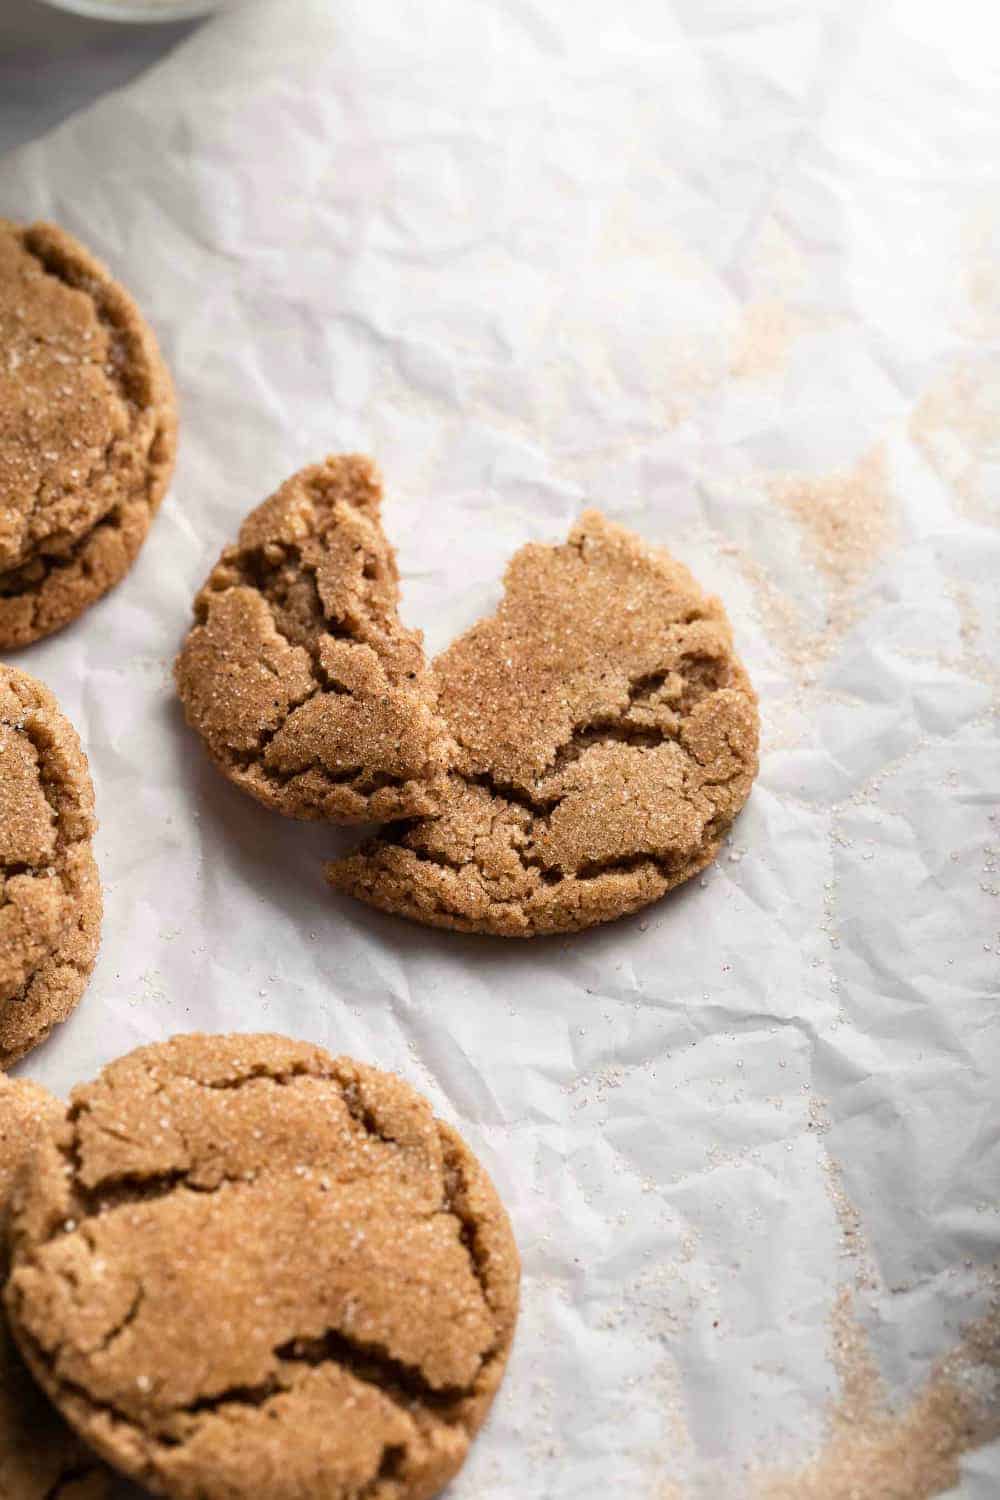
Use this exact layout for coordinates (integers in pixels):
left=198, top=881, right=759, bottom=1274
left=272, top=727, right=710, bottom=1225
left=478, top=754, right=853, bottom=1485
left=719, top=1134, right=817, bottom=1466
left=1, top=2, right=998, bottom=1494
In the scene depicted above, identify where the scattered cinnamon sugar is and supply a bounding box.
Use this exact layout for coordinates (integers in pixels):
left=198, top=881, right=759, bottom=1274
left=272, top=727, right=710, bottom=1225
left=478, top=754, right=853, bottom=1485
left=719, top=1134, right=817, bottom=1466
left=768, top=446, right=895, bottom=596
left=808, top=1099, right=881, bottom=1296
left=714, top=445, right=896, bottom=695
left=655, top=1481, right=686, bottom=1500
left=729, top=215, right=839, bottom=382
left=722, top=541, right=817, bottom=673
left=658, top=333, right=728, bottom=428
left=598, top=206, right=713, bottom=283
left=744, top=216, right=810, bottom=301
left=952, top=581, right=981, bottom=647
left=754, top=1105, right=1000, bottom=1500
left=911, top=359, right=1000, bottom=527
left=755, top=1291, right=1000, bottom=1500
left=941, top=579, right=999, bottom=696
left=730, top=300, right=801, bottom=381
left=961, top=211, right=1000, bottom=342
left=665, top=295, right=815, bottom=416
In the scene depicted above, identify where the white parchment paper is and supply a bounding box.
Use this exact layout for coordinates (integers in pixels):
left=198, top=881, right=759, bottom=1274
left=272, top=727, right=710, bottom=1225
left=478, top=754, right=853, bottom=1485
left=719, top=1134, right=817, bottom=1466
left=2, top=2, right=999, bottom=1494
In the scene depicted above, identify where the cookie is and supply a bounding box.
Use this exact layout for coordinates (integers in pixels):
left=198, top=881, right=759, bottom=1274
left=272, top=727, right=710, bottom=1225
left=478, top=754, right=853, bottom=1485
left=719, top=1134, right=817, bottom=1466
left=0, top=851, right=102, bottom=1071
left=175, top=456, right=450, bottom=823
left=328, top=510, right=759, bottom=935
left=0, top=665, right=96, bottom=1000
left=0, top=666, right=102, bottom=1066
left=0, top=1076, right=110, bottom=1500
left=0, top=219, right=177, bottom=648
left=5, top=1033, right=520, bottom=1500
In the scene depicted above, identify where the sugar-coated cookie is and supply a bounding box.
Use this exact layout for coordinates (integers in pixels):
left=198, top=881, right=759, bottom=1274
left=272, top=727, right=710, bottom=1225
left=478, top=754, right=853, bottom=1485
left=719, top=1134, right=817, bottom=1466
left=5, top=1033, right=520, bottom=1500
left=0, top=1075, right=110, bottom=1499
left=328, top=511, right=759, bottom=935
left=0, top=220, right=177, bottom=647
left=0, top=665, right=101, bottom=1066
left=175, top=456, right=450, bottom=823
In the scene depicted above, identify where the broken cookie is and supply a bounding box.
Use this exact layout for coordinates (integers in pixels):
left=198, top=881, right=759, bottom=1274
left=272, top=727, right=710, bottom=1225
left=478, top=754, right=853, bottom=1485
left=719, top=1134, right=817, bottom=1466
left=175, top=456, right=450, bottom=822
left=4, top=1033, right=520, bottom=1500
left=177, top=471, right=759, bottom=934
left=328, top=511, right=759, bottom=935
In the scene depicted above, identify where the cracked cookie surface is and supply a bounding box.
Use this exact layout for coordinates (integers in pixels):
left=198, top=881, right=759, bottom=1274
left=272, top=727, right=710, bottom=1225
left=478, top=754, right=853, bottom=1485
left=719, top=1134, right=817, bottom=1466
left=0, top=849, right=102, bottom=1071
left=328, top=511, right=759, bottom=936
left=0, top=1076, right=110, bottom=1500
left=0, top=220, right=177, bottom=648
left=0, top=665, right=102, bottom=1065
left=5, top=1033, right=520, bottom=1500
left=175, top=456, right=451, bottom=823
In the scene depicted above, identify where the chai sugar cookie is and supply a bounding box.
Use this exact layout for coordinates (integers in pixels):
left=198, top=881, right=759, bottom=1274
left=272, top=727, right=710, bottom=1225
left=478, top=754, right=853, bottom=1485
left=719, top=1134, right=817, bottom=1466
left=5, top=1033, right=520, bottom=1500
left=0, top=853, right=102, bottom=1071
left=0, top=1076, right=110, bottom=1500
left=0, top=219, right=177, bottom=648
left=175, top=456, right=450, bottom=822
left=328, top=510, right=759, bottom=935
left=0, top=666, right=101, bottom=1066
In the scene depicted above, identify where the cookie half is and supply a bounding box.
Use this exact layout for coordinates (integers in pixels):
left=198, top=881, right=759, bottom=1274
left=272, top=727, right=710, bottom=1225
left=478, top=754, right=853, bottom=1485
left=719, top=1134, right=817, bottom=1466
left=0, top=666, right=102, bottom=1066
left=0, top=1076, right=110, bottom=1500
left=0, top=220, right=177, bottom=648
left=328, top=511, right=759, bottom=935
left=175, top=456, right=450, bottom=822
left=5, top=1033, right=520, bottom=1500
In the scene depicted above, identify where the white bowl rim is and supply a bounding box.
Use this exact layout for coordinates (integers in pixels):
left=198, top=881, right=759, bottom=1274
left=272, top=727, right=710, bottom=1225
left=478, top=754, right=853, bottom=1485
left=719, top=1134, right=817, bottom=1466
left=37, top=0, right=226, bottom=22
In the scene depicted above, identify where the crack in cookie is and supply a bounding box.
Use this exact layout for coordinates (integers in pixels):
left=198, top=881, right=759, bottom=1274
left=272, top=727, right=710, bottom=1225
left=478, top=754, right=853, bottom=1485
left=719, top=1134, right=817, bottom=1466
left=5, top=1035, right=520, bottom=1500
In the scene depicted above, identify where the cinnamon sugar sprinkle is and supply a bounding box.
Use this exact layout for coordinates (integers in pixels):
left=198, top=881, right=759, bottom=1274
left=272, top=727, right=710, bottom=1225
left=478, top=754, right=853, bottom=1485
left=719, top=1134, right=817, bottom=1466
left=753, top=1102, right=1000, bottom=1500
left=729, top=299, right=802, bottom=382
left=755, top=1288, right=1000, bottom=1500
left=716, top=444, right=896, bottom=686
left=767, top=445, right=895, bottom=599
left=911, top=358, right=1000, bottom=527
